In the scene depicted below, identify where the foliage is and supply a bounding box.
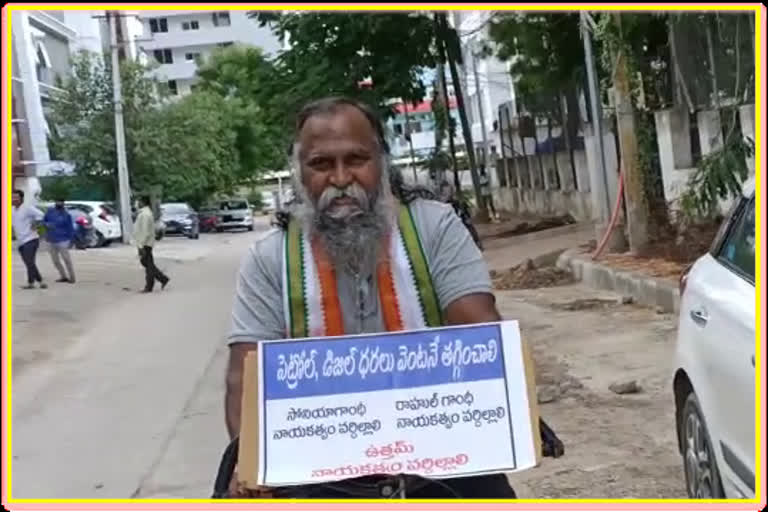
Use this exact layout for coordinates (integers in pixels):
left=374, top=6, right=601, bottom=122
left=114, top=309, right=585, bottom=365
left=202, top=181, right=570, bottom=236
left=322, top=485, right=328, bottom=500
left=249, top=12, right=441, bottom=119
left=680, top=135, right=753, bottom=219
left=47, top=50, right=244, bottom=206
left=488, top=13, right=584, bottom=118
left=131, top=91, right=241, bottom=206
left=195, top=44, right=287, bottom=179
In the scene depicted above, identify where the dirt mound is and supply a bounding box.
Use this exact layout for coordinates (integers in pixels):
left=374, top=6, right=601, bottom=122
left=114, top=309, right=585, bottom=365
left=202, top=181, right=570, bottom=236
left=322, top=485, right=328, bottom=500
left=492, top=259, right=575, bottom=290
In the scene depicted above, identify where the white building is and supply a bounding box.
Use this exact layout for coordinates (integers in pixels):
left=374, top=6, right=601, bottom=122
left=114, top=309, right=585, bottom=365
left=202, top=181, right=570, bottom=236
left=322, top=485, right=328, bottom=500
left=138, top=10, right=280, bottom=96
left=11, top=10, right=109, bottom=199
left=452, top=11, right=518, bottom=168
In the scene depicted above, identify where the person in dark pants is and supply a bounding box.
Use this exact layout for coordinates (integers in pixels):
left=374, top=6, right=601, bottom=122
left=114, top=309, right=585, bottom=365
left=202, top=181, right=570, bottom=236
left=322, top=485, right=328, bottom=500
left=11, top=190, right=47, bottom=289
left=132, top=195, right=170, bottom=293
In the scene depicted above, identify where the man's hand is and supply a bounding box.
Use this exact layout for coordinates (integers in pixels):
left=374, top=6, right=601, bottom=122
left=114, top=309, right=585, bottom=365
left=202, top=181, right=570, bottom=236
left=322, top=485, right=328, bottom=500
left=225, top=343, right=274, bottom=497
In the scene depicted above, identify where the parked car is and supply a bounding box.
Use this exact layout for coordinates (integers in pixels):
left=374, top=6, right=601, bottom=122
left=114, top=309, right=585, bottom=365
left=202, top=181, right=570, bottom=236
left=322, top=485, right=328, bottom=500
left=160, top=202, right=200, bottom=239
left=672, top=177, right=755, bottom=499
left=64, top=201, right=121, bottom=247
left=216, top=199, right=253, bottom=232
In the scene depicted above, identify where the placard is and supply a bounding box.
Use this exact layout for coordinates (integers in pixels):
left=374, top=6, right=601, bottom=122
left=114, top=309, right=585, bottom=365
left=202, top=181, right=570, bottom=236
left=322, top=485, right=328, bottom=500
left=238, top=321, right=540, bottom=488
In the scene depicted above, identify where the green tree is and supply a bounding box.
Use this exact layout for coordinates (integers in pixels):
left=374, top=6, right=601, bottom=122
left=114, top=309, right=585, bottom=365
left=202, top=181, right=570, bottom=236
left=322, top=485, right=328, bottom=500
left=131, top=91, right=242, bottom=207
left=48, top=50, right=242, bottom=207
left=488, top=13, right=584, bottom=132
left=47, top=50, right=163, bottom=197
left=195, top=44, right=288, bottom=182
left=249, top=12, right=440, bottom=118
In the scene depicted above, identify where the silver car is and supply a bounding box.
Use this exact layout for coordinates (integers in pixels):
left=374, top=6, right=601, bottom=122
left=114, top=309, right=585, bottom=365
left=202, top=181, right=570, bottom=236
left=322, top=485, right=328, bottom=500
left=216, top=199, right=254, bottom=232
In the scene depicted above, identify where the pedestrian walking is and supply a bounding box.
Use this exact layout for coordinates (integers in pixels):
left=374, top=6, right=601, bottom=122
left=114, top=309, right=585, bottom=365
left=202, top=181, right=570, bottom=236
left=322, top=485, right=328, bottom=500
left=133, top=195, right=169, bottom=293
left=479, top=166, right=497, bottom=220
left=43, top=197, right=76, bottom=283
left=11, top=190, right=47, bottom=289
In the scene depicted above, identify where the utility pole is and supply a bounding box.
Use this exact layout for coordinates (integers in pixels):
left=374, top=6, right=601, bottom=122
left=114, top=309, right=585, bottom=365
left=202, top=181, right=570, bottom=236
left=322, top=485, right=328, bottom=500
left=581, top=12, right=625, bottom=251
left=439, top=13, right=488, bottom=221
left=107, top=10, right=133, bottom=244
left=612, top=13, right=648, bottom=252
left=471, top=43, right=492, bottom=181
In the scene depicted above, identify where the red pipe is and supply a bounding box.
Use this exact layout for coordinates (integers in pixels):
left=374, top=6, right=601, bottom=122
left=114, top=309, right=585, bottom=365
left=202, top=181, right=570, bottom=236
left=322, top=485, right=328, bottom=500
left=592, top=171, right=624, bottom=261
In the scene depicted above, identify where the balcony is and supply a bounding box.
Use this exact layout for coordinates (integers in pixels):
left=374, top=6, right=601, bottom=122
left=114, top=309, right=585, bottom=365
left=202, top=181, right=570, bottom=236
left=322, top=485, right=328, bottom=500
left=140, top=27, right=235, bottom=50
left=148, top=61, right=198, bottom=81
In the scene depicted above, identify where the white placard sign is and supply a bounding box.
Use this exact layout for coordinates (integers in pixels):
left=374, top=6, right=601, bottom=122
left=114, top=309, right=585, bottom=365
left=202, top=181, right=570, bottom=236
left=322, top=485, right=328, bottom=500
left=252, top=321, right=539, bottom=486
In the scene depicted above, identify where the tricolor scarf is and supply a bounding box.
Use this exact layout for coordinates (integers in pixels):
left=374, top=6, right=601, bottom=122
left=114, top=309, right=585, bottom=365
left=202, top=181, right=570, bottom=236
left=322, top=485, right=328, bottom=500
left=282, top=203, right=442, bottom=338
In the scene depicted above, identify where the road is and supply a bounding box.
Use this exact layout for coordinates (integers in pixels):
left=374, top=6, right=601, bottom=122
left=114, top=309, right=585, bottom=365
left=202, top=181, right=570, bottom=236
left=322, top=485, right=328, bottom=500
left=9, top=217, right=686, bottom=499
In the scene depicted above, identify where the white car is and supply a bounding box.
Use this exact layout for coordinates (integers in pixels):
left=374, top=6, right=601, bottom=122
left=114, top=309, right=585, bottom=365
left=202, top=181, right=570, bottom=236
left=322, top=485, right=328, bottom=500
left=216, top=199, right=254, bottom=231
left=65, top=201, right=122, bottom=247
left=673, top=177, right=755, bottom=499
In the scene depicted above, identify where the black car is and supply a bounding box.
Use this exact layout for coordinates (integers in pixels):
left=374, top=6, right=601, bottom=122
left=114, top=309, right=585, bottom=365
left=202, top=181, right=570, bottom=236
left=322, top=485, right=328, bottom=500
left=160, top=203, right=200, bottom=239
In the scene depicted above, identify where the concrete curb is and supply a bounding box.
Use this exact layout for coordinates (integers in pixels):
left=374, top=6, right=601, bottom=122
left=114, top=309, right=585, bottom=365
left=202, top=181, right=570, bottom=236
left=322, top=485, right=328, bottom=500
left=556, top=249, right=681, bottom=313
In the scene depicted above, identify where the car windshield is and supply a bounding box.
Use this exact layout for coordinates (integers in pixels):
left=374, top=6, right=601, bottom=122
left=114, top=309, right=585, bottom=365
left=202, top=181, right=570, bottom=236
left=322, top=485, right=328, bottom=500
left=219, top=200, right=248, bottom=210
left=162, top=204, right=190, bottom=214
left=68, top=204, right=93, bottom=213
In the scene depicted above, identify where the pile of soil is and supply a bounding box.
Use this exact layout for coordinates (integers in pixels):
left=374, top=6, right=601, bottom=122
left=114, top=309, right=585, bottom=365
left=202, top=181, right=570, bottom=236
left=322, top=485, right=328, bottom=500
left=485, top=214, right=576, bottom=240
left=492, top=259, right=575, bottom=290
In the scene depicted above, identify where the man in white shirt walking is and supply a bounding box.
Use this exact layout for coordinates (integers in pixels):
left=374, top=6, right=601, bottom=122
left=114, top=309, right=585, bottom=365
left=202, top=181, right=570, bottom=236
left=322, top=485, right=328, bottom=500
left=132, top=195, right=169, bottom=293
left=12, top=190, right=47, bottom=289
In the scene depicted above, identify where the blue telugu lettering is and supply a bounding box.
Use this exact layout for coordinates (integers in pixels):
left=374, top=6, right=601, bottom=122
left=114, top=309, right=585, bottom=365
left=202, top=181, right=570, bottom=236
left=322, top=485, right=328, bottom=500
left=263, top=325, right=505, bottom=400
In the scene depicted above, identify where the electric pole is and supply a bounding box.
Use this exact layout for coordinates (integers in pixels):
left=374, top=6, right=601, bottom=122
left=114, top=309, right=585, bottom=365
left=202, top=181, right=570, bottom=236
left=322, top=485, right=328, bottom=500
left=612, top=13, right=649, bottom=252
left=438, top=13, right=488, bottom=221
left=107, top=10, right=133, bottom=244
left=471, top=43, right=492, bottom=181
left=582, top=12, right=626, bottom=251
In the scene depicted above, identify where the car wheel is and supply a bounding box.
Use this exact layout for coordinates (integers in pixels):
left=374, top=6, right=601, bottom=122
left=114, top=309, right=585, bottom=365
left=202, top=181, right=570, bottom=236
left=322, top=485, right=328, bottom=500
left=95, top=231, right=106, bottom=248
left=247, top=224, right=254, bottom=232
left=681, top=392, right=724, bottom=498
left=216, top=227, right=224, bottom=233
left=103, top=239, right=112, bottom=247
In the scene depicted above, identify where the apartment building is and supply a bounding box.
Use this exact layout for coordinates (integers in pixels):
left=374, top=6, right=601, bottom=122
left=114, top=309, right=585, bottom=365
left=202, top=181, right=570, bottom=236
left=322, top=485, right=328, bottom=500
left=139, top=10, right=280, bottom=96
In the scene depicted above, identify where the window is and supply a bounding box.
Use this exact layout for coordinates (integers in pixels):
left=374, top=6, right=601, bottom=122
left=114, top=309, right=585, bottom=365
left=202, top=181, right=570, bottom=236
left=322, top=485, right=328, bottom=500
left=153, top=49, right=173, bottom=64
left=218, top=41, right=233, bottom=48
left=185, top=52, right=201, bottom=62
left=149, top=18, right=168, bottom=33
left=717, top=197, right=755, bottom=282
left=182, top=20, right=200, bottom=31
left=212, top=11, right=231, bottom=27
left=167, top=80, right=178, bottom=95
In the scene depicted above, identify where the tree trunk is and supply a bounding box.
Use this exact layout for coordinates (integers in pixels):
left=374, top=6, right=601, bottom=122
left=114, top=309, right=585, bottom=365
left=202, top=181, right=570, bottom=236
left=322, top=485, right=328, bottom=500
left=613, top=13, right=649, bottom=253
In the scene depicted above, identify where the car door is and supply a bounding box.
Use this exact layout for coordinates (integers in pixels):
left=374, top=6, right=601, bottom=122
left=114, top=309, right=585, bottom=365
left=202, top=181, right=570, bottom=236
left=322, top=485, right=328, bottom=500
left=685, top=196, right=756, bottom=496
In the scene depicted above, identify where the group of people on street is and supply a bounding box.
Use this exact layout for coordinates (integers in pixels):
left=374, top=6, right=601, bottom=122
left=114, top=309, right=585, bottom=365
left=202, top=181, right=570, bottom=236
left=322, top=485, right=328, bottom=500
left=11, top=191, right=169, bottom=293
left=11, top=190, right=75, bottom=288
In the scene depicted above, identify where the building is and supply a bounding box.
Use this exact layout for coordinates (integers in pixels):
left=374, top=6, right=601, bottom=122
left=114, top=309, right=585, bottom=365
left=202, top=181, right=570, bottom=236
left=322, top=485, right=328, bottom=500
left=386, top=96, right=459, bottom=163
left=11, top=10, right=82, bottom=199
left=138, top=10, right=280, bottom=96
left=452, top=11, right=518, bottom=168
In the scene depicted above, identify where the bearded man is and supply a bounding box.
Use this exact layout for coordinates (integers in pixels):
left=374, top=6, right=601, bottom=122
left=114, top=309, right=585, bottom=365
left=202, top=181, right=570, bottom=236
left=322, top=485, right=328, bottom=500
left=225, top=97, right=516, bottom=498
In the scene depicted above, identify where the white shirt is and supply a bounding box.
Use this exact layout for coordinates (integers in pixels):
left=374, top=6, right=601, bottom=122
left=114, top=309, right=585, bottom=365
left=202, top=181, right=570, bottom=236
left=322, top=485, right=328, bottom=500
left=12, top=204, right=44, bottom=245
left=132, top=206, right=156, bottom=248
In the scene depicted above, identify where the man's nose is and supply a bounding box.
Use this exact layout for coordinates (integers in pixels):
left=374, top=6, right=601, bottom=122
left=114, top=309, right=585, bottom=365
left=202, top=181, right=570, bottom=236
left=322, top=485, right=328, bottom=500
left=328, top=161, right=353, bottom=188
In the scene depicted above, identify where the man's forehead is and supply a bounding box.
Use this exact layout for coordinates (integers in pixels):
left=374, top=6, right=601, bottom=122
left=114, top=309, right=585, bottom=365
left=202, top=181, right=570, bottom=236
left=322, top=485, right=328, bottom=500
left=298, top=107, right=377, bottom=153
